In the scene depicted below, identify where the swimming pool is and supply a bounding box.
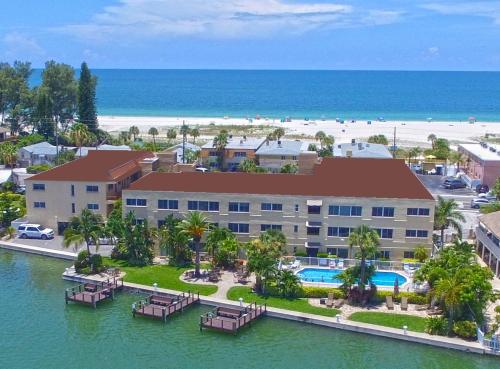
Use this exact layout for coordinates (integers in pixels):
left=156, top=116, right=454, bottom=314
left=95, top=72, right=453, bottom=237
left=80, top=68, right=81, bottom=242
left=296, top=268, right=408, bottom=287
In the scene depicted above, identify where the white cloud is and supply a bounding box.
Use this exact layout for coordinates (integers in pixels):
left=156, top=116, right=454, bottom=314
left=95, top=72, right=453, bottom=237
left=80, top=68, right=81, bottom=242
left=57, top=0, right=402, bottom=42
left=2, top=32, right=45, bottom=57
left=422, top=2, right=500, bottom=24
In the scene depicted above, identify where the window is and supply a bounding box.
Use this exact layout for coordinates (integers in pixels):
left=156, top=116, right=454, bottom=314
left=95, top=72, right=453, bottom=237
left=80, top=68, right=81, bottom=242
left=294, top=225, right=298, bottom=233
left=407, top=208, right=430, bottom=216
left=158, top=199, right=179, bottom=210
left=329, top=205, right=362, bottom=216
left=404, top=251, right=415, bottom=259
left=126, top=198, right=147, bottom=207
left=87, top=203, right=99, bottom=210
left=261, top=203, right=283, bottom=211
left=308, top=205, right=321, bottom=214
left=307, top=227, right=320, bottom=235
left=292, top=156, right=297, bottom=160
left=260, top=224, right=282, bottom=232
left=375, top=228, right=393, bottom=239
left=372, top=207, right=394, bottom=217
left=295, top=204, right=299, bottom=212
left=188, top=201, right=219, bottom=211
left=406, top=229, right=429, bottom=238
left=71, top=185, right=75, bottom=196
left=86, top=185, right=99, bottom=192
left=281, top=155, right=286, bottom=160
left=71, top=203, right=75, bottom=214
left=377, top=251, right=391, bottom=259
left=32, top=183, right=45, bottom=191
left=327, top=227, right=352, bottom=237
left=228, top=202, right=249, bottom=212
left=209, top=151, right=218, bottom=157
left=34, top=201, right=46, bottom=208
left=326, top=247, right=348, bottom=258
left=234, top=152, right=247, bottom=157
left=228, top=223, right=249, bottom=233
left=134, top=219, right=145, bottom=225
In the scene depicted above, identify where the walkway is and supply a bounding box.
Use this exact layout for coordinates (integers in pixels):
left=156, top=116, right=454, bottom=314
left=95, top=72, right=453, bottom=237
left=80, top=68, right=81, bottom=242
left=180, top=270, right=254, bottom=299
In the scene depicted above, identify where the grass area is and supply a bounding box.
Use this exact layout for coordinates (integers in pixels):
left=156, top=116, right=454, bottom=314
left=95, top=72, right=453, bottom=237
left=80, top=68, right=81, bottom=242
left=227, top=286, right=340, bottom=317
left=104, top=259, right=217, bottom=296
left=349, top=312, right=427, bottom=333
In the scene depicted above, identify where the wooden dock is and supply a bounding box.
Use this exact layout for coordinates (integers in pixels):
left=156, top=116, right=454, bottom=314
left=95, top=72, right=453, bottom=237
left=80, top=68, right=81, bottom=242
left=200, top=302, right=266, bottom=333
left=132, top=291, right=200, bottom=322
left=65, top=277, right=123, bottom=308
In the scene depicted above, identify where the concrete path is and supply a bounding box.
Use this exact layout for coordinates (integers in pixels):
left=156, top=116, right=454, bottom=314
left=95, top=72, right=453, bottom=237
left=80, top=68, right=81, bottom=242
left=180, top=270, right=255, bottom=299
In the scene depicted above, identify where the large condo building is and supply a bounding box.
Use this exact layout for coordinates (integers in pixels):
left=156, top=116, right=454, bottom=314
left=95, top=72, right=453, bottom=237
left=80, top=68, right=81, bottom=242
left=25, top=150, right=157, bottom=233
left=123, top=158, right=435, bottom=260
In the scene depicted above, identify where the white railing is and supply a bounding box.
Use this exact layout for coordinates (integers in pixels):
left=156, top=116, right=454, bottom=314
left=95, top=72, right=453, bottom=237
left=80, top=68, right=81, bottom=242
left=478, top=328, right=500, bottom=352
left=288, top=256, right=422, bottom=271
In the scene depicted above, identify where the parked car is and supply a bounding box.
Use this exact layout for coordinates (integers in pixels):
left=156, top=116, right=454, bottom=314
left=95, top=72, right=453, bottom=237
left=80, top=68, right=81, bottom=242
left=471, top=198, right=490, bottom=209
left=17, top=224, right=54, bottom=240
left=478, top=191, right=497, bottom=201
left=476, top=184, right=489, bottom=194
left=442, top=178, right=466, bottom=189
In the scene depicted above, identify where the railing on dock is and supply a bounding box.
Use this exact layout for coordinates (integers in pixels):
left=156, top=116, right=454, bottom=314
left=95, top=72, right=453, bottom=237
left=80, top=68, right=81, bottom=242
left=132, top=291, right=200, bottom=322
left=64, top=277, right=123, bottom=308
left=200, top=302, right=266, bottom=333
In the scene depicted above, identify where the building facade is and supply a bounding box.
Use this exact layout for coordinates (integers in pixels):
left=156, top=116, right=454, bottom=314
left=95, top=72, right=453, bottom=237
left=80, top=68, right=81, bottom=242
left=458, top=143, right=500, bottom=187
left=25, top=150, right=156, bottom=233
left=476, top=211, right=500, bottom=277
left=123, top=158, right=435, bottom=260
left=333, top=140, right=393, bottom=159
left=255, top=140, right=318, bottom=173
left=201, top=136, right=265, bottom=171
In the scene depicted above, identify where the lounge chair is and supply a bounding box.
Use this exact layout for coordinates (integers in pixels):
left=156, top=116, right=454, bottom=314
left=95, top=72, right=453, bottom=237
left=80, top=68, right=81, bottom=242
left=401, top=296, right=408, bottom=311
left=334, top=299, right=344, bottom=309
left=326, top=292, right=334, bottom=308
left=386, top=295, right=394, bottom=310
left=329, top=259, right=336, bottom=269
left=290, top=260, right=301, bottom=269
left=337, top=259, right=344, bottom=269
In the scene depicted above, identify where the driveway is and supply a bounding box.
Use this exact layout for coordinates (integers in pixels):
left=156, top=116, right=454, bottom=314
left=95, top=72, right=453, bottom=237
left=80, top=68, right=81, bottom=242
left=13, top=235, right=114, bottom=256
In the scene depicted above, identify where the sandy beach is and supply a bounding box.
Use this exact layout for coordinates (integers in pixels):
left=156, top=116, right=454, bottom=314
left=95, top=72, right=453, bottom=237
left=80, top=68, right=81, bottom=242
left=98, top=115, right=500, bottom=147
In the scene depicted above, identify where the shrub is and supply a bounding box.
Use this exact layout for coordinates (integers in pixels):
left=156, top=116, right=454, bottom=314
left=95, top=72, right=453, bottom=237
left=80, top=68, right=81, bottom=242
left=425, top=316, right=448, bottom=336
left=317, top=252, right=329, bottom=258
left=111, top=244, right=128, bottom=260
left=27, top=164, right=52, bottom=174
left=294, top=251, right=307, bottom=257
left=89, top=254, right=103, bottom=272
left=452, top=321, right=477, bottom=339
left=374, top=291, right=428, bottom=305
left=300, top=287, right=346, bottom=299
left=74, top=250, right=90, bottom=272
left=414, top=246, right=428, bottom=262
left=495, top=305, right=500, bottom=314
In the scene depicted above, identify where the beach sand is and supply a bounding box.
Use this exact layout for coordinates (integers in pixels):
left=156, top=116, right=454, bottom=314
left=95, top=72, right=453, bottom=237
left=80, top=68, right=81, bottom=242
left=98, top=115, right=500, bottom=147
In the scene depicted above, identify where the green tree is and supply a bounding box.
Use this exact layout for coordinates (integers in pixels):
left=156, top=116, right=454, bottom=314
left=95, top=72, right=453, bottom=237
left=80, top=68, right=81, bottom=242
left=0, top=191, right=26, bottom=227
left=0, top=142, right=17, bottom=167
left=434, top=196, right=465, bottom=252
left=157, top=214, right=191, bottom=266
left=414, top=245, right=429, bottom=262
left=0, top=61, right=32, bottom=132
left=307, top=143, right=317, bottom=152
left=148, top=127, right=159, bottom=150
left=433, top=275, right=463, bottom=333
left=166, top=128, right=177, bottom=145
left=116, top=212, right=155, bottom=266
left=275, top=269, right=302, bottom=298
left=315, top=131, right=326, bottom=149
left=129, top=126, right=139, bottom=142
left=70, top=122, right=91, bottom=156
left=178, top=211, right=209, bottom=277
left=239, top=158, right=258, bottom=173
left=491, top=178, right=500, bottom=200
left=272, top=127, right=285, bottom=141
left=427, top=134, right=437, bottom=150
left=407, top=147, right=422, bottom=166
left=63, top=209, right=103, bottom=260
left=449, top=151, right=465, bottom=172
left=368, top=134, right=389, bottom=145
left=280, top=163, right=298, bottom=174
left=77, top=62, right=98, bottom=132
left=259, top=229, right=287, bottom=250
left=245, top=238, right=283, bottom=293
left=32, top=87, right=55, bottom=138
left=205, top=226, right=234, bottom=259
left=190, top=127, right=200, bottom=144
left=348, top=225, right=380, bottom=289
left=213, top=130, right=229, bottom=170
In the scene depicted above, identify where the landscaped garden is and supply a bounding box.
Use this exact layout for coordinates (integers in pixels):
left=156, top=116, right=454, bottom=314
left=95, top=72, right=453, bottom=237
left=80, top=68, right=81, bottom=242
left=349, top=312, right=427, bottom=333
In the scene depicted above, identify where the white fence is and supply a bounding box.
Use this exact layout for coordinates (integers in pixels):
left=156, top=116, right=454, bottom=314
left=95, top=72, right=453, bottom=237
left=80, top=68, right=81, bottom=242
left=289, top=256, right=422, bottom=271
left=478, top=328, right=500, bottom=352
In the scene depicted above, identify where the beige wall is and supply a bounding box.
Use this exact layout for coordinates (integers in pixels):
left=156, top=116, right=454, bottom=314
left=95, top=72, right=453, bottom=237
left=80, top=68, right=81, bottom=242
left=257, top=155, right=299, bottom=172
left=123, top=189, right=435, bottom=260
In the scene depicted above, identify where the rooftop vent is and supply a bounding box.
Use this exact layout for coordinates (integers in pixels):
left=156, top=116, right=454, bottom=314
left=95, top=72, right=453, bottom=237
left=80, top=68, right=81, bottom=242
left=277, top=140, right=282, bottom=147
left=351, top=139, right=356, bottom=145
left=358, top=143, right=363, bottom=150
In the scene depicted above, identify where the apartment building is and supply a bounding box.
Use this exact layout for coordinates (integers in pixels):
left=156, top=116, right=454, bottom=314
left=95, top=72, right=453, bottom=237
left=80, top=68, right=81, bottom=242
left=25, top=150, right=157, bottom=233
left=458, top=143, right=500, bottom=187
left=200, top=136, right=265, bottom=171
left=123, top=158, right=435, bottom=260
left=255, top=140, right=318, bottom=173
left=334, top=140, right=393, bottom=159
left=476, top=211, right=500, bottom=277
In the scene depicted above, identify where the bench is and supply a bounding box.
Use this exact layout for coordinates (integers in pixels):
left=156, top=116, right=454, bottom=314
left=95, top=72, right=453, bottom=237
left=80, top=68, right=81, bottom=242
left=150, top=295, right=175, bottom=306
left=216, top=307, right=244, bottom=319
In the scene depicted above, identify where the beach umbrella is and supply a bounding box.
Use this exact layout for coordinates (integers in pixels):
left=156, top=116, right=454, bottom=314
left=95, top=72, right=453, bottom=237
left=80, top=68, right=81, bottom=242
left=393, top=278, right=399, bottom=296
left=425, top=154, right=436, bottom=160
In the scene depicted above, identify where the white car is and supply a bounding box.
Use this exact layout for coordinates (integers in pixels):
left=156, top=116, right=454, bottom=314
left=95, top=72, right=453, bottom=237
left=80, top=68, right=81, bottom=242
left=470, top=198, right=490, bottom=209
left=478, top=192, right=497, bottom=201
left=17, top=224, right=55, bottom=240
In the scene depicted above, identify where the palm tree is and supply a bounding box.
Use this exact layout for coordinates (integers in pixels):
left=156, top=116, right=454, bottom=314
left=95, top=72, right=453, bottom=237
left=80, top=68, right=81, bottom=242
left=433, top=275, right=463, bottom=332
left=239, top=158, right=257, bottom=173
left=119, top=131, right=131, bottom=144
left=449, top=151, right=465, bottom=172
left=178, top=211, right=209, bottom=278
left=259, top=229, right=287, bottom=250
left=280, top=163, right=298, bottom=173
left=148, top=127, right=159, bottom=150
left=166, top=128, right=177, bottom=145
left=213, top=130, right=229, bottom=170
left=190, top=128, right=200, bottom=144
left=434, top=196, right=465, bottom=253
left=407, top=147, right=422, bottom=166
left=70, top=122, right=91, bottom=157
left=323, top=135, right=335, bottom=150
left=273, top=127, right=285, bottom=141
left=428, top=134, right=437, bottom=150
left=129, top=126, right=140, bottom=142
left=348, top=225, right=380, bottom=289
left=63, top=209, right=103, bottom=256
left=315, top=131, right=326, bottom=149
left=205, top=226, right=234, bottom=260
left=0, top=142, right=17, bottom=167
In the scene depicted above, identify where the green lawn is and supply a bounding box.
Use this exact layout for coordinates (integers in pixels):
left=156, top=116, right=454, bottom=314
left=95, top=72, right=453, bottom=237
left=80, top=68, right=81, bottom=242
left=349, top=312, right=426, bottom=333
left=104, top=259, right=218, bottom=296
left=227, top=286, right=340, bottom=317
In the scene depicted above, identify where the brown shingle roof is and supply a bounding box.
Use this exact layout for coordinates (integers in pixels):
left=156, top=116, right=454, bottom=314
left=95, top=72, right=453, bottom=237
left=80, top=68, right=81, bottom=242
left=26, top=150, right=155, bottom=182
left=128, top=157, right=434, bottom=200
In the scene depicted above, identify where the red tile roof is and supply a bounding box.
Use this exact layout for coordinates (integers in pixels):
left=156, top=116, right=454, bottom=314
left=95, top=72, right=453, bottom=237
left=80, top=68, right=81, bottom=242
left=127, top=157, right=434, bottom=200
left=26, top=150, right=155, bottom=182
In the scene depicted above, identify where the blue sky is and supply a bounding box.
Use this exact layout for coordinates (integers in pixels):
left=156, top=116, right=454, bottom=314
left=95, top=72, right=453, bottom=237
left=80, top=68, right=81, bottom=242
left=1, top=0, right=500, bottom=70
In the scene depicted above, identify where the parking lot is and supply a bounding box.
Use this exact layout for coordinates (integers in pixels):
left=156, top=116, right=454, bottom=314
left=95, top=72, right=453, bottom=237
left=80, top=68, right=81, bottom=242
left=13, top=235, right=114, bottom=256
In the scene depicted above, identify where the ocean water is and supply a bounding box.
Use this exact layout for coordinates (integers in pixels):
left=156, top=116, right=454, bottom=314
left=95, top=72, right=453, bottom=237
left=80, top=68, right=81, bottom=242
left=1, top=249, right=498, bottom=369
left=30, top=69, right=500, bottom=121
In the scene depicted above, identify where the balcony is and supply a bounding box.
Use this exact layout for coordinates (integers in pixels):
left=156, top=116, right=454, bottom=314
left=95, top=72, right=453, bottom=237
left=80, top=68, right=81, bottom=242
left=476, top=226, right=500, bottom=260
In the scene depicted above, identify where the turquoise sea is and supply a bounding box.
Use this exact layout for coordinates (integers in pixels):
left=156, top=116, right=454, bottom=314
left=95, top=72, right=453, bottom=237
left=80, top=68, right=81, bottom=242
left=0, top=249, right=498, bottom=369
left=31, top=70, right=500, bottom=121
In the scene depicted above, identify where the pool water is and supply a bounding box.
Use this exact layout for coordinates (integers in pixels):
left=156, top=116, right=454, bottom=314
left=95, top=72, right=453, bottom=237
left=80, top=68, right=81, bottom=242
left=297, top=268, right=408, bottom=287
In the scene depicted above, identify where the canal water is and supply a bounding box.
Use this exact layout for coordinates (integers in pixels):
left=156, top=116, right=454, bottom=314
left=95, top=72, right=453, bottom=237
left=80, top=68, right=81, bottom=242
left=0, top=249, right=498, bottom=369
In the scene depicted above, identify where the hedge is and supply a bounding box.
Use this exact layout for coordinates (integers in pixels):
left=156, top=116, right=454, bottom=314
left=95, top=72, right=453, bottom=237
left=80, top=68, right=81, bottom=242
left=374, top=290, right=428, bottom=305
left=300, top=287, right=346, bottom=299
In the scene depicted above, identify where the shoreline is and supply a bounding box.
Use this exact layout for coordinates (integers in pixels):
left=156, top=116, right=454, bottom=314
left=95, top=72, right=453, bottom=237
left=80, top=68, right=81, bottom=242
left=98, top=115, right=500, bottom=146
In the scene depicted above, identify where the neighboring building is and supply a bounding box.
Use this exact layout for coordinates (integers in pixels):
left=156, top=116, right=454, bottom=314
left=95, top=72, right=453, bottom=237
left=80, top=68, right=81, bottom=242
left=458, top=143, right=500, bottom=187
left=169, top=142, right=201, bottom=164
left=0, top=127, right=11, bottom=142
left=256, top=140, right=318, bottom=173
left=75, top=145, right=132, bottom=157
left=17, top=142, right=67, bottom=167
left=476, top=211, right=500, bottom=277
left=123, top=158, right=435, bottom=260
left=334, top=140, right=392, bottom=159
left=201, top=136, right=266, bottom=171
left=25, top=150, right=157, bottom=233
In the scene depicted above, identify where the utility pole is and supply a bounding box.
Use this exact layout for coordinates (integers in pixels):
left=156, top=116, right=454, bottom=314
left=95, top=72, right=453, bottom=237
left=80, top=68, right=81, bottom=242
left=182, top=120, right=187, bottom=164
left=392, top=126, right=396, bottom=158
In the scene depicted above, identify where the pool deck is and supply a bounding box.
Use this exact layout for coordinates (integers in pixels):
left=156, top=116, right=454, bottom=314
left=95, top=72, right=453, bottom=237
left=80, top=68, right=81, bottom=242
left=62, top=268, right=499, bottom=357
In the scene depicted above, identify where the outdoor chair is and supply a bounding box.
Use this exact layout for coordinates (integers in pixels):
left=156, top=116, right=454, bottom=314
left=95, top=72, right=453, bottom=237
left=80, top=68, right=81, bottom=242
left=401, top=296, right=408, bottom=311
left=386, top=295, right=394, bottom=310
left=334, top=299, right=344, bottom=309
left=326, top=292, right=334, bottom=308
